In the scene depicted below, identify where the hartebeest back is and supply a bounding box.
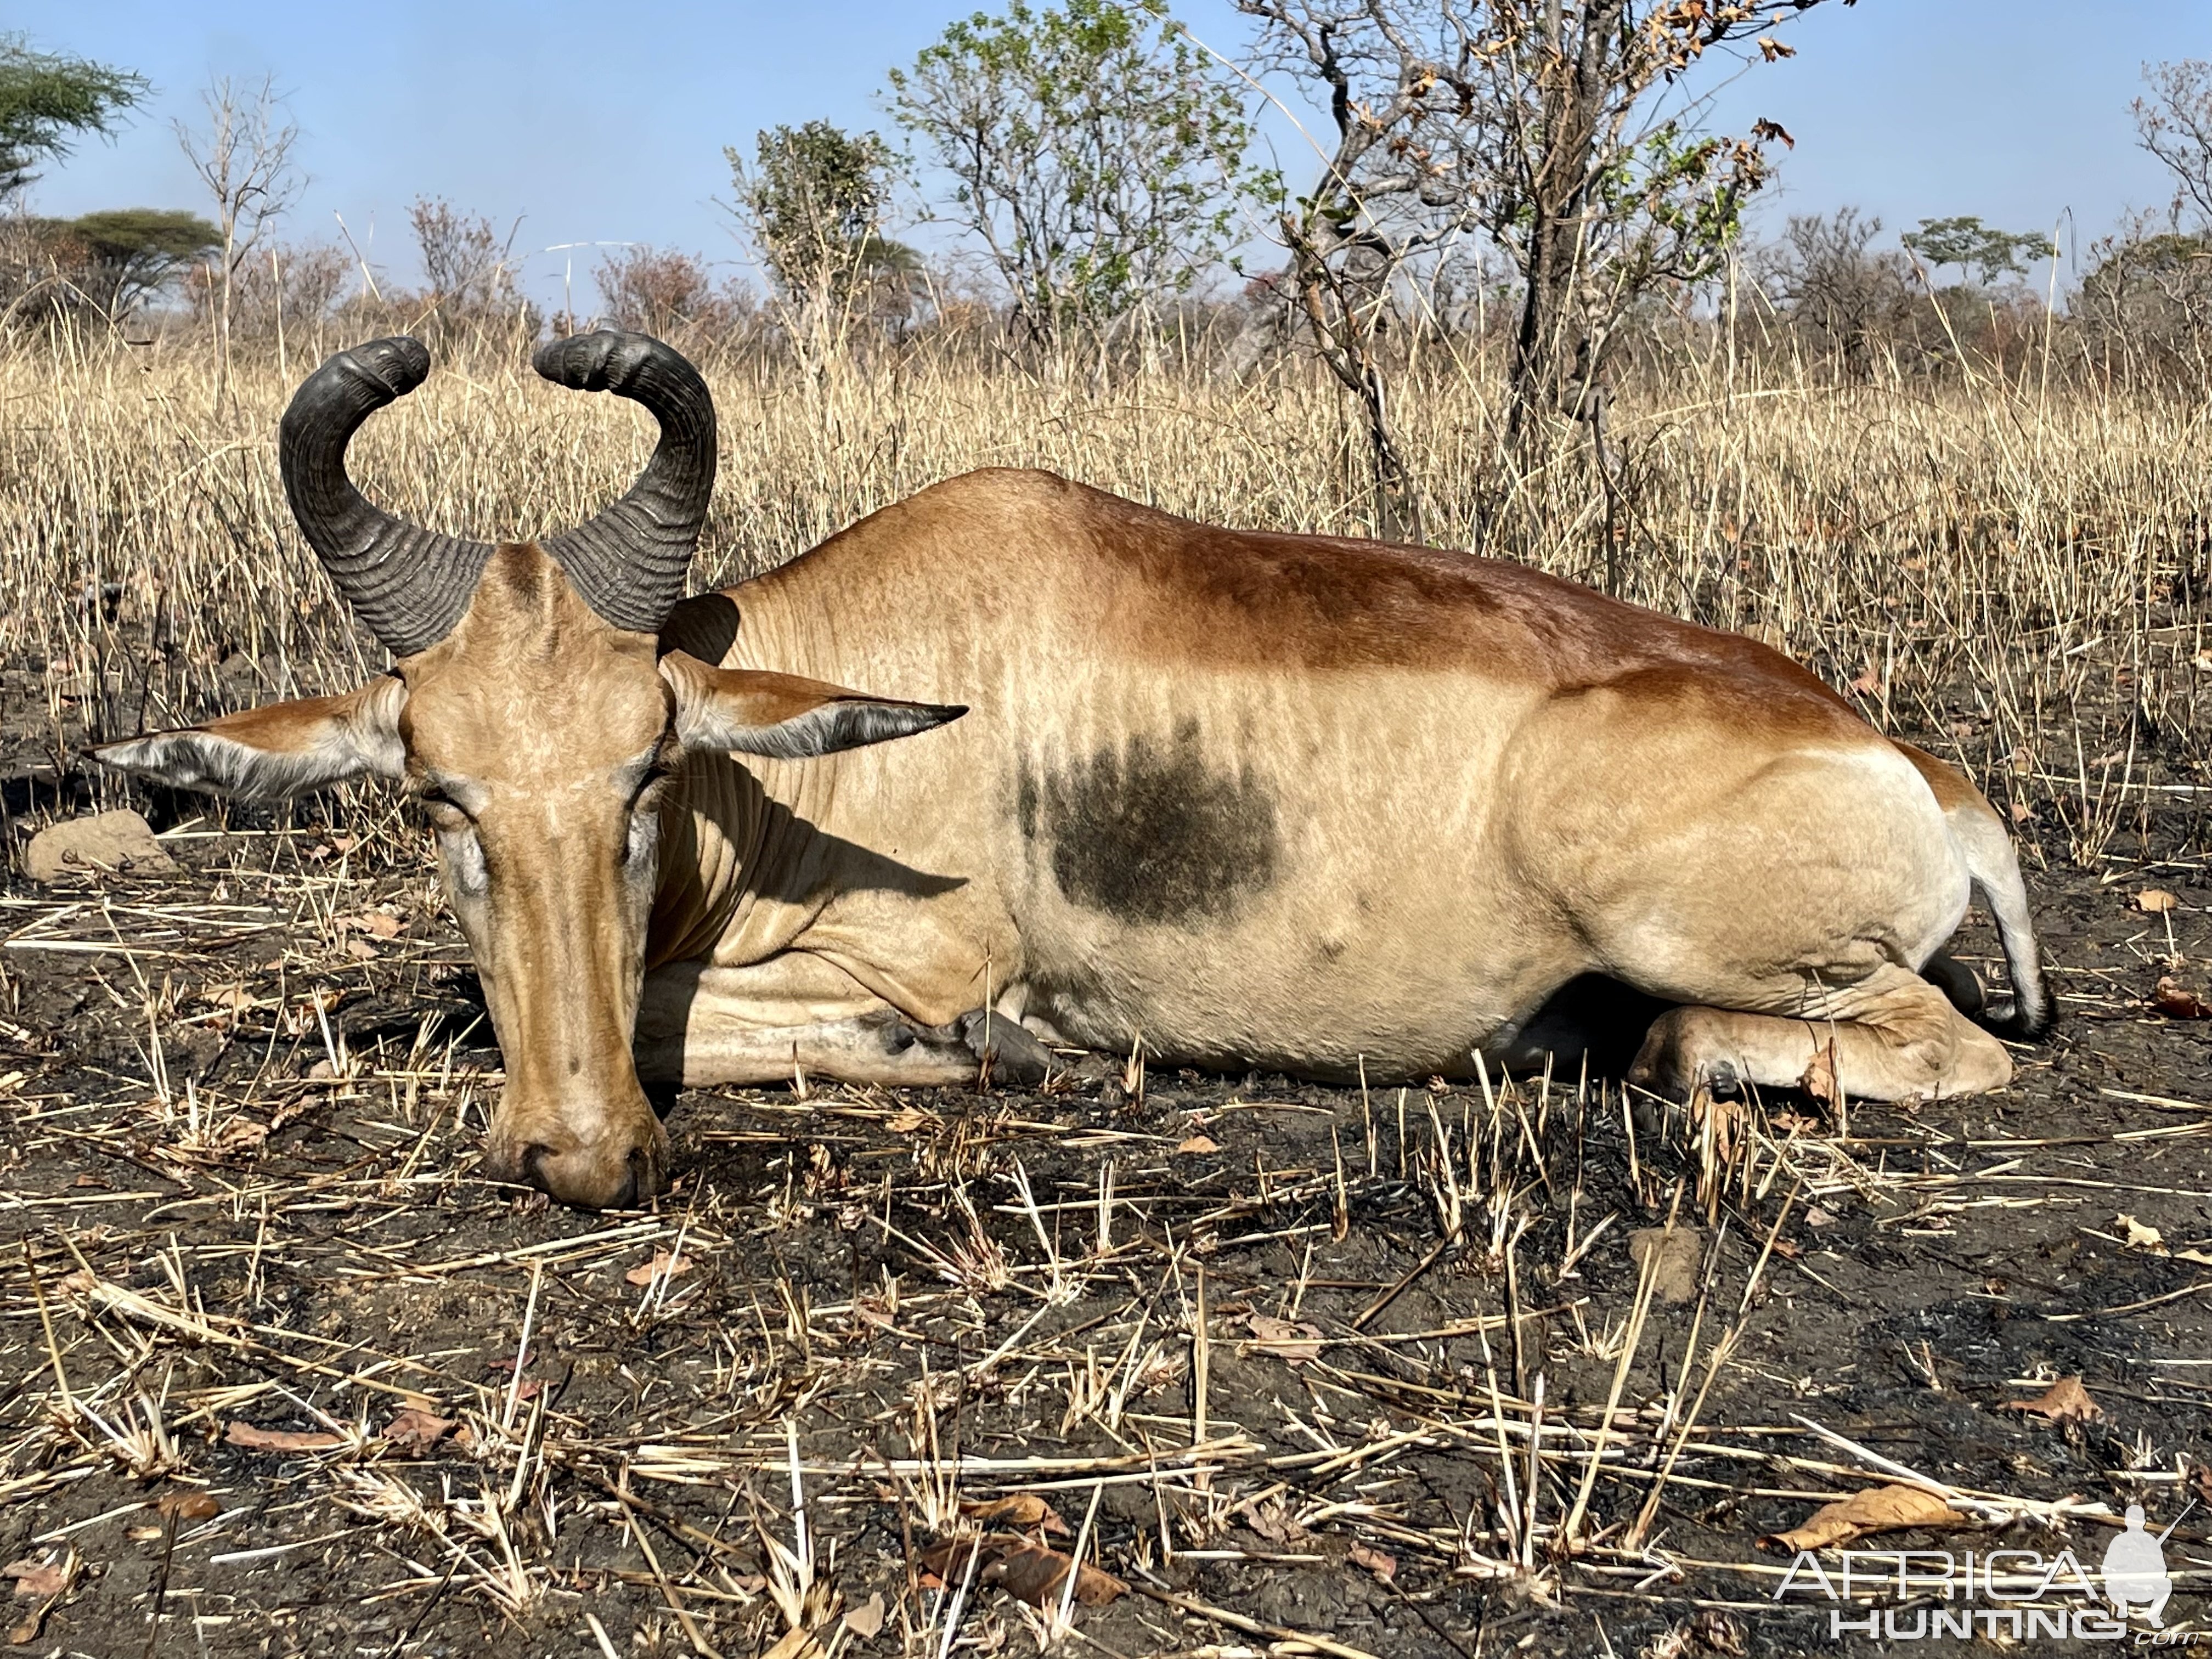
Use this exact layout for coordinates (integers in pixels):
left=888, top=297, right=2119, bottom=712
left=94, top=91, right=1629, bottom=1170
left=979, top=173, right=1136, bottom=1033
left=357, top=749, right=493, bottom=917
left=100, top=335, right=2049, bottom=1210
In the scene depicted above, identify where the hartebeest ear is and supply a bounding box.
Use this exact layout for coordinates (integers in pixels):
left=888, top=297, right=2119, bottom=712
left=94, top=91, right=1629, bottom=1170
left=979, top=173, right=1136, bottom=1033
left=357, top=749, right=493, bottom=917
left=92, top=677, right=408, bottom=800
left=659, top=651, right=965, bottom=760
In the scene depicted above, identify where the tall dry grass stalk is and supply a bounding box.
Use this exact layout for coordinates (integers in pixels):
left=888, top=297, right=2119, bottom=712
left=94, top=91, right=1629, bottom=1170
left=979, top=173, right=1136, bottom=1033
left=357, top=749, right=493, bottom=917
left=3, top=320, right=2206, bottom=866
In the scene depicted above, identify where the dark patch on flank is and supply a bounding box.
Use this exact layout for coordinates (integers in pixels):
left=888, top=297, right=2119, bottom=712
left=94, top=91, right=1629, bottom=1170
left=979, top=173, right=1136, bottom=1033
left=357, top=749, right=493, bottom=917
left=1020, top=720, right=1279, bottom=925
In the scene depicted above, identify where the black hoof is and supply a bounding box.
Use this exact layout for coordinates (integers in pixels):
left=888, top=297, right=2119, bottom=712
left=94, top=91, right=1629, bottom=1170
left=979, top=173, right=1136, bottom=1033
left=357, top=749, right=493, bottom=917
left=1704, top=1060, right=1742, bottom=1101
left=958, top=1010, right=1052, bottom=1085
left=1922, top=951, right=1986, bottom=1018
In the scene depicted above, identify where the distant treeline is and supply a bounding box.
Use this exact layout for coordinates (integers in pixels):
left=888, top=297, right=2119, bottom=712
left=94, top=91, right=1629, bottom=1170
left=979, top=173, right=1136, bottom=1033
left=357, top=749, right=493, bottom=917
left=5, top=12, right=2212, bottom=524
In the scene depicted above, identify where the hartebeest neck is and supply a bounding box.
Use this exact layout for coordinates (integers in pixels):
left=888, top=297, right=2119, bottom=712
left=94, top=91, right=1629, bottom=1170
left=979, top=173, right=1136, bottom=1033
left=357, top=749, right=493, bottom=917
left=642, top=577, right=844, bottom=971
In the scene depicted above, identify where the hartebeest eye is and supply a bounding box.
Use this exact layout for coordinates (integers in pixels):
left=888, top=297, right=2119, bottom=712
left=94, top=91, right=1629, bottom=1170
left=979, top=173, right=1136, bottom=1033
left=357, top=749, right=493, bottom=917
left=622, top=770, right=669, bottom=870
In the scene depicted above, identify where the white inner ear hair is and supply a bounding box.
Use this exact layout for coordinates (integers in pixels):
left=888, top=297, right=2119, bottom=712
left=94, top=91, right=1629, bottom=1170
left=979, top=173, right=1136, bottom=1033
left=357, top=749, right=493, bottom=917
left=709, top=699, right=960, bottom=760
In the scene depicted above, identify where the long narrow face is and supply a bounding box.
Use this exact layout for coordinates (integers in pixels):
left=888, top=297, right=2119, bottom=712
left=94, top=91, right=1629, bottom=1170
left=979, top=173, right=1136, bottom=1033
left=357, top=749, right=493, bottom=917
left=403, top=549, right=677, bottom=1207
left=97, top=544, right=963, bottom=1209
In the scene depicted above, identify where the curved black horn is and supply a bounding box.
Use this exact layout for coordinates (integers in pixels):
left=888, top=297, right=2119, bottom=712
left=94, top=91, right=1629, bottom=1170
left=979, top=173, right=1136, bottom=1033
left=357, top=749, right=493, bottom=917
left=534, top=331, right=717, bottom=634
left=279, top=337, right=493, bottom=658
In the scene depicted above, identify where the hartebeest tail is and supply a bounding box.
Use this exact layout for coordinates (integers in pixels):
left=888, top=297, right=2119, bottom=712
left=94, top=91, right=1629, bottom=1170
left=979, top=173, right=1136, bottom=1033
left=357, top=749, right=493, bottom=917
left=1953, top=802, right=2051, bottom=1039
left=1894, top=741, right=2050, bottom=1040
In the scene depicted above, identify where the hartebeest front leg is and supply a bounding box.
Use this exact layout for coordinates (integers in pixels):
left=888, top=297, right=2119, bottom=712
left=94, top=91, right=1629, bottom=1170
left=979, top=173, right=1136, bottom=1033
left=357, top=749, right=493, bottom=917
left=1626, top=963, right=2013, bottom=1104
left=635, top=953, right=1051, bottom=1088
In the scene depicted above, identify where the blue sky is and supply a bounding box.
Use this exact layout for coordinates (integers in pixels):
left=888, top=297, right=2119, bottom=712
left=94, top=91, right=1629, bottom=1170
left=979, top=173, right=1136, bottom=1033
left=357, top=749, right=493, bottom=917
left=10, top=0, right=2208, bottom=303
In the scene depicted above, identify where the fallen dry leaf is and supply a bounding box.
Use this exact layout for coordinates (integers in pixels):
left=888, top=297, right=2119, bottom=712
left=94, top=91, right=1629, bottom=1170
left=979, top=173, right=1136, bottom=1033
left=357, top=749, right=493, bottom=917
left=2135, top=888, right=2181, bottom=913
left=2004, top=1375, right=2102, bottom=1426
left=197, top=981, right=255, bottom=1013
left=343, top=938, right=379, bottom=962
left=1236, top=1496, right=1311, bottom=1547
left=918, top=1536, right=1125, bottom=1609
left=1798, top=1041, right=1840, bottom=1109
left=223, top=1421, right=347, bottom=1453
left=2009, top=799, right=2037, bottom=824
left=884, top=1105, right=936, bottom=1133
left=1847, top=664, right=1883, bottom=697
left=1804, top=1205, right=1839, bottom=1229
left=1243, top=1313, right=1325, bottom=1365
left=1762, top=1483, right=1962, bottom=1551
left=1628, top=1226, right=1704, bottom=1305
left=842, top=1592, right=887, bottom=1640
left=992, top=1541, right=1126, bottom=1609
left=624, top=1250, right=694, bottom=1286
left=346, top=911, right=404, bottom=938
left=1350, top=1542, right=1398, bottom=1582
left=2154, top=977, right=2212, bottom=1019
left=2118, top=1214, right=2168, bottom=1254
left=1175, top=1133, right=1221, bottom=1155
left=155, top=1492, right=219, bottom=1522
left=960, top=1494, right=1068, bottom=1534
left=383, top=1408, right=456, bottom=1455
left=1, top=1558, right=66, bottom=1600
left=212, top=1118, right=269, bottom=1153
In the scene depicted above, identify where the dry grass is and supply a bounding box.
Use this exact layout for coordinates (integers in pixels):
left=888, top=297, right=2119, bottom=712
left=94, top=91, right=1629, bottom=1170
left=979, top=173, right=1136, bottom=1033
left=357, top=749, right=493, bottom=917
left=3, top=326, right=2212, bottom=1655
left=2, top=323, right=2208, bottom=866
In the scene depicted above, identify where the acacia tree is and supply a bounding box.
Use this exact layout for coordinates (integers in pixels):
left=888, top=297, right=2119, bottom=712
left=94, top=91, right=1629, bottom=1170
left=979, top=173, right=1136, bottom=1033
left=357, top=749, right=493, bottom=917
left=1900, top=215, right=2056, bottom=285
left=1240, top=0, right=1841, bottom=536
left=0, top=33, right=146, bottom=200
left=63, top=208, right=218, bottom=317
left=890, top=0, right=1271, bottom=354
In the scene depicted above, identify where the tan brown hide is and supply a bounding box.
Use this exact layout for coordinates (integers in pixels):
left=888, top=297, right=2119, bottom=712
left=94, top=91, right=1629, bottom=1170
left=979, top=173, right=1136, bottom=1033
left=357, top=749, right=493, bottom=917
left=633, top=469, right=2042, bottom=1121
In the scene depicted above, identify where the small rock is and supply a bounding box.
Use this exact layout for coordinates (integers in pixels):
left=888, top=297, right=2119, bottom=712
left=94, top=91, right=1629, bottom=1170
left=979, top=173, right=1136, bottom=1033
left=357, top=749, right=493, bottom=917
left=1628, top=1224, right=1706, bottom=1305
left=22, top=810, right=177, bottom=883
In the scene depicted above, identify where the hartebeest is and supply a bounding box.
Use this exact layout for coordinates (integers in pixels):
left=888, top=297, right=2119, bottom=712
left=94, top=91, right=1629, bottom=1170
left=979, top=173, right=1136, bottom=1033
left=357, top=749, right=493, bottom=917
left=99, top=332, right=2048, bottom=1209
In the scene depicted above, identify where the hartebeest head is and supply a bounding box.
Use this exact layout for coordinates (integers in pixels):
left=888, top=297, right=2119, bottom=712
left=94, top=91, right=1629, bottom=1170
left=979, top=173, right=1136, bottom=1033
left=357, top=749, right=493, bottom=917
left=98, top=334, right=961, bottom=1209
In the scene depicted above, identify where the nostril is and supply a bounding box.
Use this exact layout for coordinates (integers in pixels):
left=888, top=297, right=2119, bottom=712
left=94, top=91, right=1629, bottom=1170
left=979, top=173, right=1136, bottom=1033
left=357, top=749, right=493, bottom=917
left=519, top=1142, right=559, bottom=1191
left=605, top=1161, right=641, bottom=1213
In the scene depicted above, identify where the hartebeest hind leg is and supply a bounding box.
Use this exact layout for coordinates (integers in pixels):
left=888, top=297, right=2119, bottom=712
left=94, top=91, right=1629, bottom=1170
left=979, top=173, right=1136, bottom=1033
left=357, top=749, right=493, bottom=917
left=1625, top=962, right=2012, bottom=1104
left=634, top=954, right=1049, bottom=1089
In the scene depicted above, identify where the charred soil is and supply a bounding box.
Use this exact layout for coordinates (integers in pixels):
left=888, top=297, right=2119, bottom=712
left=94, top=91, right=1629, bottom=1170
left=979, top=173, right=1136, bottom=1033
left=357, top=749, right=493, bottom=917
left=3, top=707, right=2211, bottom=1658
